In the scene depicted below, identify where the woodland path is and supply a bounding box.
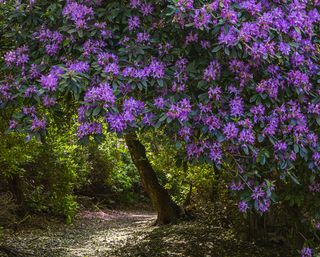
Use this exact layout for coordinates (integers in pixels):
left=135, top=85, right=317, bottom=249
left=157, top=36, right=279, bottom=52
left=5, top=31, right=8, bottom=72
left=0, top=208, right=295, bottom=257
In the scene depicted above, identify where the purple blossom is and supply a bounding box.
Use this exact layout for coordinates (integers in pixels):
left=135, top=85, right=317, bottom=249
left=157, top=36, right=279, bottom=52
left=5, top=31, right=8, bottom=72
left=239, top=22, right=260, bottom=42
left=223, top=122, right=239, bottom=140
left=154, top=97, right=165, bottom=109
left=34, top=28, right=63, bottom=56
left=251, top=42, right=270, bottom=59
left=200, top=40, right=210, bottom=49
left=250, top=104, right=265, bottom=123
left=29, top=64, right=41, bottom=79
left=186, top=142, right=205, bottom=159
left=229, top=97, right=244, bottom=117
left=43, top=95, right=57, bottom=107
left=143, top=113, right=155, bottom=126
left=0, top=84, right=12, bottom=101
left=239, top=0, right=262, bottom=16
left=258, top=199, right=271, bottom=213
left=68, top=61, right=89, bottom=73
left=167, top=98, right=192, bottom=122
left=287, top=70, right=311, bottom=92
left=84, top=82, right=115, bottom=107
left=203, top=115, right=222, bottom=132
left=24, top=86, right=38, bottom=98
left=208, top=142, right=222, bottom=164
left=106, top=113, right=127, bottom=132
left=63, top=1, right=94, bottom=28
left=4, top=46, right=29, bottom=67
left=238, top=201, right=249, bottom=213
left=251, top=186, right=265, bottom=200
left=23, top=106, right=36, bottom=116
left=208, top=86, right=222, bottom=101
left=221, top=8, right=238, bottom=24
left=128, top=16, right=140, bottom=31
left=274, top=141, right=287, bottom=152
left=301, top=247, right=312, bottom=257
left=9, top=120, right=18, bottom=129
left=291, top=52, right=305, bottom=67
left=4, top=51, right=16, bottom=65
left=136, top=32, right=151, bottom=43
left=82, top=39, right=106, bottom=57
left=177, top=0, right=193, bottom=12
left=77, top=105, right=92, bottom=122
left=230, top=181, right=245, bottom=191
left=309, top=182, right=320, bottom=193
left=239, top=129, right=255, bottom=144
left=203, top=60, right=220, bottom=82
left=97, top=52, right=118, bottom=67
left=194, top=7, right=211, bottom=29
left=185, top=32, right=198, bottom=45
left=104, top=63, right=120, bottom=75
left=263, top=117, right=278, bottom=136
left=148, top=59, right=166, bottom=79
left=140, top=3, right=153, bottom=16
left=256, top=79, right=280, bottom=98
left=129, top=0, right=140, bottom=8
left=278, top=42, right=291, bottom=55
left=218, top=27, right=238, bottom=46
left=40, top=73, right=59, bottom=92
left=313, top=153, right=320, bottom=167
left=123, top=97, right=145, bottom=116
left=31, top=117, right=46, bottom=131
left=77, top=122, right=102, bottom=138
left=178, top=126, right=192, bottom=141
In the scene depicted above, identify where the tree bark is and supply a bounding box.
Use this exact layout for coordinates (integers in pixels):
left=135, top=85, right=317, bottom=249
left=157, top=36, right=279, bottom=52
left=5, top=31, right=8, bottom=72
left=125, top=133, right=183, bottom=225
left=8, top=174, right=24, bottom=205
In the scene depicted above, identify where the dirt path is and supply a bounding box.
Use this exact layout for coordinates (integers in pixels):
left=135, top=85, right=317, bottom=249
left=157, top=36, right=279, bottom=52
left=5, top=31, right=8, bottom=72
left=0, top=209, right=295, bottom=257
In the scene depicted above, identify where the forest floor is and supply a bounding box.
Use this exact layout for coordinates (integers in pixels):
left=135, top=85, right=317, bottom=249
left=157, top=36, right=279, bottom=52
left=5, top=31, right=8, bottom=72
left=0, top=205, right=297, bottom=257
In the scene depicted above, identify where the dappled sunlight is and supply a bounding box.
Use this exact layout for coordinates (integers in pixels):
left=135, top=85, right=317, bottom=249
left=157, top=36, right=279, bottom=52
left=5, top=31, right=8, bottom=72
left=1, top=207, right=295, bottom=257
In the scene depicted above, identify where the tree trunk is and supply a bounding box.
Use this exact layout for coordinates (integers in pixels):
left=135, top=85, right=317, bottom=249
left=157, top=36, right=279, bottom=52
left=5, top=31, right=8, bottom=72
left=8, top=174, right=24, bottom=205
left=125, top=133, right=183, bottom=225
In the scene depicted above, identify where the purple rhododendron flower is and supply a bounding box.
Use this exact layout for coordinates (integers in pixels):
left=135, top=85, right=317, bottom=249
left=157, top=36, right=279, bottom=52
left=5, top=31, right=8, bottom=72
left=167, top=98, right=192, bottom=122
left=40, top=73, right=59, bottom=92
left=63, top=1, right=94, bottom=28
left=223, top=123, right=239, bottom=140
left=77, top=122, right=102, bottom=138
left=238, top=201, right=249, bottom=213
left=128, top=16, right=140, bottom=31
left=203, top=60, right=220, bottom=82
left=301, top=247, right=312, bottom=257
left=84, top=82, right=115, bottom=107
left=31, top=118, right=46, bottom=131
left=68, top=61, right=90, bottom=73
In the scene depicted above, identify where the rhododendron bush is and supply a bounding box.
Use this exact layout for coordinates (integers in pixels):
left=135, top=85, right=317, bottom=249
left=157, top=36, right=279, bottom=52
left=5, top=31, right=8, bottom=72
left=0, top=0, right=319, bottom=253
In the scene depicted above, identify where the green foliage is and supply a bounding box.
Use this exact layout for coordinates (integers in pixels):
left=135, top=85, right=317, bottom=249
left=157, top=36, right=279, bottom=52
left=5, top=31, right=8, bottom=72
left=87, top=133, right=140, bottom=204
left=18, top=122, right=89, bottom=223
left=0, top=112, right=41, bottom=177
left=0, top=109, right=141, bottom=223
left=141, top=131, right=217, bottom=204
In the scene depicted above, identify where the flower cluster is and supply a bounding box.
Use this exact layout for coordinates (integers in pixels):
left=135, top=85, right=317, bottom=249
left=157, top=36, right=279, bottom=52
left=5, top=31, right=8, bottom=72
left=4, top=45, right=29, bottom=67
left=33, top=28, right=63, bottom=56
left=77, top=122, right=102, bottom=138
left=63, top=1, right=94, bottom=28
left=167, top=99, right=192, bottom=122
left=40, top=66, right=64, bottom=92
left=84, top=82, right=115, bottom=108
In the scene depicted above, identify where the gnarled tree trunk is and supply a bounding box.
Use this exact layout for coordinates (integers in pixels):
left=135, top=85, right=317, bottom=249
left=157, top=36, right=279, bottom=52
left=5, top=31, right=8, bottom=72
left=125, top=133, right=183, bottom=225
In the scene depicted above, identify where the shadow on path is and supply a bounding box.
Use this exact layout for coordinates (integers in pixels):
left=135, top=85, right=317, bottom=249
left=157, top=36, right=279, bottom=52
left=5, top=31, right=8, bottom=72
left=0, top=209, right=296, bottom=257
